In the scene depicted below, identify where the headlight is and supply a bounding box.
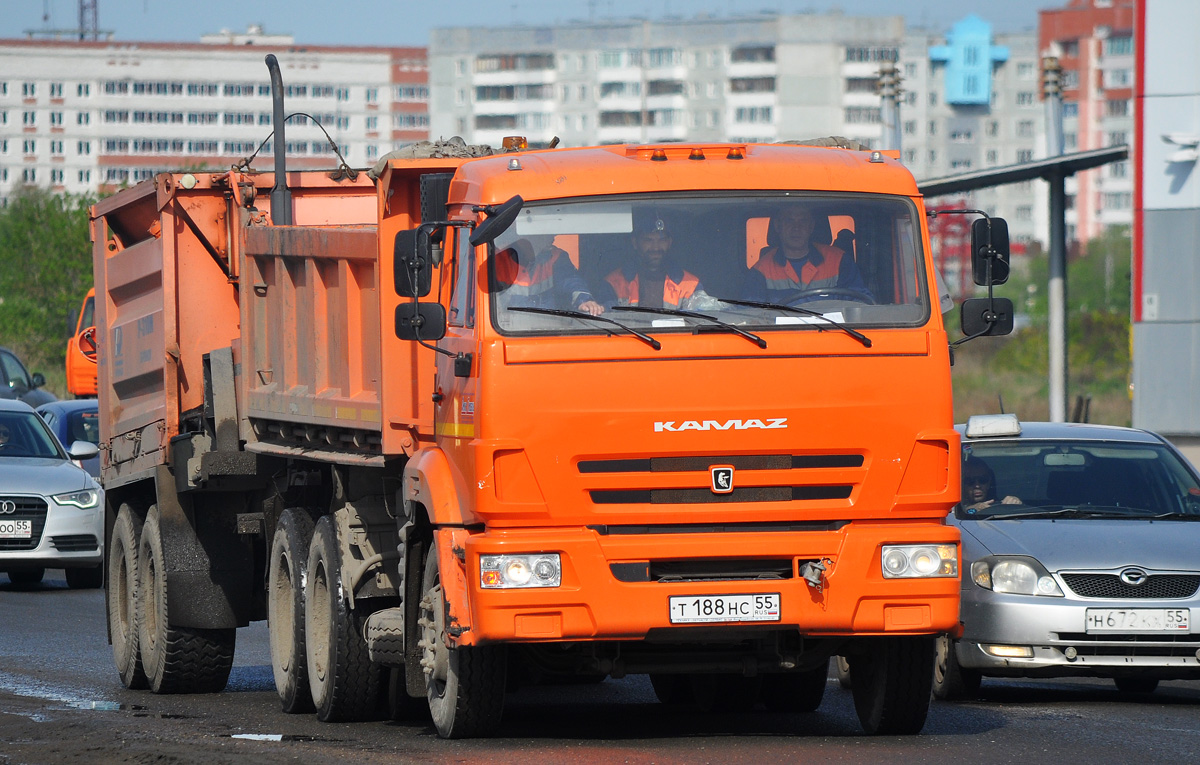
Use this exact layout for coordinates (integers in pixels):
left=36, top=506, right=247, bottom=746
left=480, top=553, right=561, bottom=589
left=971, top=556, right=1063, bottom=597
left=53, top=489, right=100, bottom=509
left=881, top=544, right=958, bottom=578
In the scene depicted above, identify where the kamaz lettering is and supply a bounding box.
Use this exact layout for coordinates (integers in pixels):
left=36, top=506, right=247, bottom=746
left=654, top=418, right=789, bottom=432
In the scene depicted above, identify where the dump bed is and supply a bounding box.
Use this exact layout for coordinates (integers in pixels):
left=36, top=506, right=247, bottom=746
left=90, top=169, right=436, bottom=487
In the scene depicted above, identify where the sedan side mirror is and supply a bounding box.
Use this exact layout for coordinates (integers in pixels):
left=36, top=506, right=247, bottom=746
left=68, top=440, right=99, bottom=460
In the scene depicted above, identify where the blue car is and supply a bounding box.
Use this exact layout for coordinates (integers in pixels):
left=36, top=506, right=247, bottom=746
left=35, top=399, right=100, bottom=478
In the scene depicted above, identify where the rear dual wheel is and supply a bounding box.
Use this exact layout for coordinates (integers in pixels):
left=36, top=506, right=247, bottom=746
left=107, top=504, right=147, bottom=689
left=268, top=509, right=316, bottom=713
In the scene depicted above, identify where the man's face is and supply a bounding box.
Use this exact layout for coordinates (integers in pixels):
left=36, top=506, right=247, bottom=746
left=0, top=424, right=10, bottom=444
left=963, top=467, right=992, bottom=503
left=777, top=208, right=817, bottom=252
left=633, top=230, right=672, bottom=270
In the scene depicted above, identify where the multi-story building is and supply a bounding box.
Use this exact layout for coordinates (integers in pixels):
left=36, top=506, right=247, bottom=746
left=1039, top=0, right=1136, bottom=245
left=0, top=26, right=429, bottom=200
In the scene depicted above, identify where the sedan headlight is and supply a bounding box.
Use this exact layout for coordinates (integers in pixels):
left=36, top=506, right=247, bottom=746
left=881, top=544, right=958, bottom=578
left=53, top=489, right=100, bottom=509
left=971, top=556, right=1063, bottom=597
left=480, top=553, right=561, bottom=589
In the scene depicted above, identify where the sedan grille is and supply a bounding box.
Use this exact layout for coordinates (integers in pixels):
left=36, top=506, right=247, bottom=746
left=0, top=497, right=48, bottom=551
left=1061, top=573, right=1200, bottom=600
left=1054, top=633, right=1200, bottom=657
left=51, top=534, right=100, bottom=553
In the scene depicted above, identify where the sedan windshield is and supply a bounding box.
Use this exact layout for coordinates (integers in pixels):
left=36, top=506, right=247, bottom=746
left=487, top=194, right=929, bottom=336
left=0, top=411, right=65, bottom=459
left=958, top=440, right=1200, bottom=520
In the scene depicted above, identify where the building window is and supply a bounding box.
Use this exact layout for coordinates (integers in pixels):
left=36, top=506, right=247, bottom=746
left=731, top=45, right=775, bottom=63
left=1109, top=161, right=1128, bottom=178
left=1062, top=102, right=1079, bottom=117
left=1017, top=149, right=1034, bottom=163
left=1108, top=130, right=1128, bottom=145
left=1017, top=92, right=1036, bottom=107
left=733, top=77, right=776, bottom=93
left=76, top=111, right=91, bottom=125
left=1105, top=69, right=1132, bottom=88
left=23, top=168, right=37, bottom=183
left=928, top=120, right=937, bottom=136
left=1017, top=62, right=1036, bottom=80
left=78, top=169, right=91, bottom=183
left=903, top=120, right=916, bottom=135
left=950, top=159, right=972, bottom=170
left=929, top=91, right=938, bottom=106
left=1015, top=205, right=1033, bottom=220
left=844, top=77, right=876, bottom=94
left=986, top=120, right=999, bottom=137
left=736, top=106, right=774, bottom=123
left=647, top=48, right=681, bottom=68
left=986, top=149, right=998, bottom=164
left=49, top=82, right=63, bottom=98
left=903, top=149, right=917, bottom=163
left=844, top=46, right=897, bottom=63
left=365, top=116, right=378, bottom=131
left=51, top=168, right=64, bottom=184
left=1060, top=40, right=1079, bottom=57
left=22, top=111, right=36, bottom=126
left=50, top=140, right=63, bottom=155
left=928, top=150, right=937, bottom=164
left=22, top=82, right=36, bottom=97
left=366, top=88, right=379, bottom=103
left=336, top=87, right=350, bottom=101
left=78, top=140, right=91, bottom=155
left=950, top=130, right=973, bottom=143
left=1106, top=99, right=1131, bottom=117
left=455, top=59, right=466, bottom=77
left=1016, top=120, right=1034, bottom=137
left=23, top=139, right=36, bottom=154
left=1103, top=192, right=1132, bottom=209
left=904, top=91, right=917, bottom=106
left=1105, top=36, right=1133, bottom=56
left=50, top=111, right=63, bottom=126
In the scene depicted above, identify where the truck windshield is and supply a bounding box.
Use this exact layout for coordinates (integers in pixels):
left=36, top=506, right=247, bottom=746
left=488, top=194, right=929, bottom=336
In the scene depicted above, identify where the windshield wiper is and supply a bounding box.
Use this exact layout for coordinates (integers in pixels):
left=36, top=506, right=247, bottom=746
left=1143, top=511, right=1200, bottom=520
left=718, top=298, right=871, bottom=348
left=997, top=506, right=1156, bottom=521
left=611, top=306, right=767, bottom=348
left=507, top=306, right=661, bottom=350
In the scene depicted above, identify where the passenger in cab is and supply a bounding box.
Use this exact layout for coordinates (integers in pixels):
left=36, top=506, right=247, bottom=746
left=598, top=209, right=716, bottom=310
left=962, top=455, right=1022, bottom=512
left=745, top=204, right=871, bottom=303
left=493, top=236, right=604, bottom=315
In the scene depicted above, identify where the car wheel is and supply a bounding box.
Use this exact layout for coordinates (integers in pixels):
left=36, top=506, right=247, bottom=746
left=932, top=634, right=982, bottom=700
left=108, top=504, right=147, bottom=689
left=421, top=545, right=506, bottom=738
left=761, top=659, right=829, bottom=712
left=268, top=508, right=316, bottom=714
left=305, top=515, right=385, bottom=722
left=1114, top=677, right=1159, bottom=694
left=138, top=505, right=235, bottom=693
left=66, top=565, right=103, bottom=590
left=850, top=636, right=935, bottom=735
left=8, top=568, right=45, bottom=586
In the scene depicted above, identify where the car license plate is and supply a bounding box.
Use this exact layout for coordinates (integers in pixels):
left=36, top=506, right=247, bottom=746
left=0, top=519, right=32, bottom=539
left=669, top=593, right=781, bottom=624
left=1085, top=608, right=1190, bottom=633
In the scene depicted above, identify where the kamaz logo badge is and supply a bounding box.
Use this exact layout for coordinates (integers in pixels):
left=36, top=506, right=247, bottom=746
left=711, top=466, right=734, bottom=494
left=653, top=418, right=788, bottom=432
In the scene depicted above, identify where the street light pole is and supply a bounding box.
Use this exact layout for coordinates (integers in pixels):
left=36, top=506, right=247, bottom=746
left=878, top=60, right=902, bottom=152
left=1043, top=56, right=1068, bottom=422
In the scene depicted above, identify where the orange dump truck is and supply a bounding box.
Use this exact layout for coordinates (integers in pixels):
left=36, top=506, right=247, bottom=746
left=92, top=83, right=1012, bottom=738
left=65, top=287, right=97, bottom=398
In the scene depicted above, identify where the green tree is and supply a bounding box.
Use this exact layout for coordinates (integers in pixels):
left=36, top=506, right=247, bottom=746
left=0, top=188, right=95, bottom=384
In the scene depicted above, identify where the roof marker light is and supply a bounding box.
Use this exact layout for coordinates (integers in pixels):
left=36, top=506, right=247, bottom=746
left=508, top=158, right=522, bottom=171
left=689, top=148, right=705, bottom=160
left=965, top=413, right=1022, bottom=439
left=870, top=151, right=884, bottom=163
left=727, top=147, right=745, bottom=160
left=651, top=149, right=668, bottom=162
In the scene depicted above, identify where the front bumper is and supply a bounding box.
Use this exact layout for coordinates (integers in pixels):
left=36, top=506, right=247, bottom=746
left=448, top=521, right=960, bottom=645
left=957, top=588, right=1200, bottom=678
left=0, top=494, right=103, bottom=571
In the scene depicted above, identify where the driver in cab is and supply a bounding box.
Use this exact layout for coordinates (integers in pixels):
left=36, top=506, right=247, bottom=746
left=745, top=204, right=871, bottom=304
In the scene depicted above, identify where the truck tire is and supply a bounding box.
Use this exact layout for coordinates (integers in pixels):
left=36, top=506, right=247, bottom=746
left=137, top=506, right=235, bottom=694
left=388, top=666, right=424, bottom=721
left=932, top=635, right=981, bottom=700
left=108, top=505, right=147, bottom=689
left=268, top=508, right=315, bottom=713
left=691, top=674, right=761, bottom=712
left=762, top=659, right=829, bottom=713
left=420, top=547, right=506, bottom=738
left=66, top=565, right=103, bottom=589
left=649, top=673, right=692, bottom=706
left=8, top=568, right=45, bottom=586
left=304, top=515, right=384, bottom=722
left=849, top=636, right=935, bottom=735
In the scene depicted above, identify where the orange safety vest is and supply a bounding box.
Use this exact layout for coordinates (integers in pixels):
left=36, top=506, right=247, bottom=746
left=753, top=243, right=843, bottom=292
left=495, top=246, right=564, bottom=300
left=605, top=267, right=700, bottom=310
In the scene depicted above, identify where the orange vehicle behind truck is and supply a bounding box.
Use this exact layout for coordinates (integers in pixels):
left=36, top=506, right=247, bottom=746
left=65, top=287, right=97, bottom=398
left=91, top=60, right=1014, bottom=740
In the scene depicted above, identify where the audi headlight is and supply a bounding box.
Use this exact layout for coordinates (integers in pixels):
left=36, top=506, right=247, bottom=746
left=881, top=544, right=958, bottom=578
left=480, top=554, right=561, bottom=589
left=54, top=489, right=100, bottom=509
left=971, top=556, right=1063, bottom=597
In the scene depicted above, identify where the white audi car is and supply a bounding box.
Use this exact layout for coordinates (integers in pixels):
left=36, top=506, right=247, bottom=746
left=0, top=398, right=104, bottom=588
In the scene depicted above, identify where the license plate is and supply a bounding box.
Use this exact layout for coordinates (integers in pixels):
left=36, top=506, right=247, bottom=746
left=669, top=593, right=781, bottom=624
left=1085, top=608, right=1190, bottom=633
left=0, top=519, right=32, bottom=539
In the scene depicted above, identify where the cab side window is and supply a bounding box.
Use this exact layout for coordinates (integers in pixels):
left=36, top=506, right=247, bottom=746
left=0, top=350, right=31, bottom=391
left=448, top=230, right=475, bottom=328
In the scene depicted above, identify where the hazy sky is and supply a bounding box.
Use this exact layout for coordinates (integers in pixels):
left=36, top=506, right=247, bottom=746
left=4, top=0, right=1054, bottom=46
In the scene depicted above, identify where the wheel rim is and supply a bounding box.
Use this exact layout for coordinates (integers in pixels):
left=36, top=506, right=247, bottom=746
left=420, top=569, right=450, bottom=700
left=114, top=536, right=132, bottom=647
left=309, top=559, right=330, bottom=683
left=270, top=551, right=294, bottom=674
left=934, top=636, right=950, bottom=685
left=141, top=549, right=159, bottom=654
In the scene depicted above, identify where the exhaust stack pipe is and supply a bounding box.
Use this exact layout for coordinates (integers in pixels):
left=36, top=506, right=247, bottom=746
left=265, top=54, right=293, bottom=225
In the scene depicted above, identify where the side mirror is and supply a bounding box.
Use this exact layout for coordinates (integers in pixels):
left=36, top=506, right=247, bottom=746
left=469, top=195, right=524, bottom=247
left=395, top=302, right=447, bottom=342
left=971, top=217, right=1010, bottom=286
left=960, top=297, right=1014, bottom=337
left=394, top=228, right=433, bottom=298
left=68, top=440, right=99, bottom=460
left=31, top=373, right=46, bottom=389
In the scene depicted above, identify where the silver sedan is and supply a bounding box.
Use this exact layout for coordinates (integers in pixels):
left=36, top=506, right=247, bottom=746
left=936, top=415, right=1200, bottom=698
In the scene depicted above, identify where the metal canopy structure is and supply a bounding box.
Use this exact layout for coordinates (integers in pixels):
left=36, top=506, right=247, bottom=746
left=917, top=145, right=1129, bottom=197
left=917, top=143, right=1129, bottom=422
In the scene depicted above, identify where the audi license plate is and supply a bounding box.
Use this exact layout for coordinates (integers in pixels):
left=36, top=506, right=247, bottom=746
left=1085, top=608, right=1190, bottom=633
left=0, top=519, right=32, bottom=539
left=669, top=593, right=781, bottom=624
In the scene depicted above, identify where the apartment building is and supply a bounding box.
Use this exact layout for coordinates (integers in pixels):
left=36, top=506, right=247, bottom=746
left=1039, top=0, right=1136, bottom=244
left=0, top=27, right=429, bottom=200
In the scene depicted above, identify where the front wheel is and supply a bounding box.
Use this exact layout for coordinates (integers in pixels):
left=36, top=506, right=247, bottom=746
left=850, top=637, right=935, bottom=735
left=761, top=659, right=829, bottom=713
left=932, top=635, right=981, bottom=700
left=137, top=506, right=235, bottom=693
left=420, top=546, right=506, bottom=738
left=8, top=568, right=45, bottom=586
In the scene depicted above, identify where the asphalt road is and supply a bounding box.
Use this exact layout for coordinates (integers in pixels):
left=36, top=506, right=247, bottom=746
left=3, top=570, right=1200, bottom=764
